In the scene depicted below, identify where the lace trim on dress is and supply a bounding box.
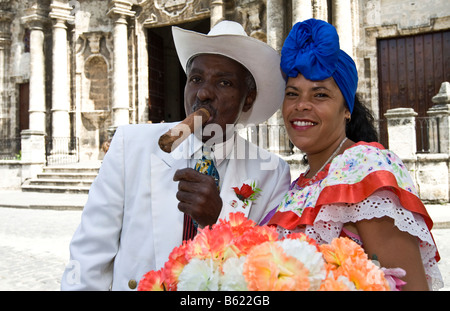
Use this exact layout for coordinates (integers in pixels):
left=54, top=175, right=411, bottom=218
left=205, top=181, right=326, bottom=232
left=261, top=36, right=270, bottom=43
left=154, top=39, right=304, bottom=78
left=276, top=189, right=444, bottom=290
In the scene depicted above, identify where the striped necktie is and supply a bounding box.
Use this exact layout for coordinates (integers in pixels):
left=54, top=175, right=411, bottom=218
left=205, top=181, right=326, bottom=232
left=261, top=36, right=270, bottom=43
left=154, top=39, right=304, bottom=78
left=182, top=145, right=220, bottom=241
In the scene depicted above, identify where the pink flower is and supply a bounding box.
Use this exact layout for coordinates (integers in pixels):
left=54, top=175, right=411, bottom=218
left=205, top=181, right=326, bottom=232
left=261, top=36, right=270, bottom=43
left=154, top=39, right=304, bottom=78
left=382, top=267, right=407, bottom=291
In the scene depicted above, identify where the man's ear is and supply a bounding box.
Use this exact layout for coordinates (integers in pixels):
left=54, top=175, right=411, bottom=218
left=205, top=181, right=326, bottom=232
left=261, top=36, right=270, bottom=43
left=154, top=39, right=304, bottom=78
left=242, top=89, right=257, bottom=112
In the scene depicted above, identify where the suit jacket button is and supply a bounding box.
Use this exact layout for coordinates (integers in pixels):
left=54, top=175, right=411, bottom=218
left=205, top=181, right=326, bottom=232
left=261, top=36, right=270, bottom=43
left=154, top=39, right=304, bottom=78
left=128, top=279, right=137, bottom=290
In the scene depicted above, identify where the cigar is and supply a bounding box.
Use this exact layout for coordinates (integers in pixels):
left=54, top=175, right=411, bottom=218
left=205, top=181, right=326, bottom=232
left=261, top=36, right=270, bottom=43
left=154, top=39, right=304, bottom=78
left=158, top=108, right=210, bottom=153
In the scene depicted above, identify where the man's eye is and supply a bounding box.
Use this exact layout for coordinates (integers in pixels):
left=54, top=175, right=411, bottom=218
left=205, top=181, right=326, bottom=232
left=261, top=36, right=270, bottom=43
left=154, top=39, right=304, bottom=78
left=189, top=76, right=201, bottom=83
left=219, top=80, right=232, bottom=87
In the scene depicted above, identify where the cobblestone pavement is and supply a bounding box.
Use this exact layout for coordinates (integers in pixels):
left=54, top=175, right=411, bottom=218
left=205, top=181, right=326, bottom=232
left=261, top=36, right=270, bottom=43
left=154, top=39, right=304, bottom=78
left=0, top=206, right=449, bottom=291
left=0, top=207, right=81, bottom=291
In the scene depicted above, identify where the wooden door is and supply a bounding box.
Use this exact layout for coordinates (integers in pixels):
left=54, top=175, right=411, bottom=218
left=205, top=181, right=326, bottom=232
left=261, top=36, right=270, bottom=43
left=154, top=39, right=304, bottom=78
left=377, top=30, right=450, bottom=150
left=19, top=82, right=29, bottom=132
left=148, top=30, right=165, bottom=123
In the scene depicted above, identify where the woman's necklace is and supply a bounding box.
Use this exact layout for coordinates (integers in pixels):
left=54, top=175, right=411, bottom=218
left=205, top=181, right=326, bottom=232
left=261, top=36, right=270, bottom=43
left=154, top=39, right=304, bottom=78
left=302, top=137, right=348, bottom=187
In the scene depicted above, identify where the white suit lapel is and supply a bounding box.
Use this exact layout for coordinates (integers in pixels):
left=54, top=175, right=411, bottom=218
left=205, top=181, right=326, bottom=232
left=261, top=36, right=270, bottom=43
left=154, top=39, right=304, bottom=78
left=150, top=142, right=190, bottom=269
left=217, top=138, right=257, bottom=221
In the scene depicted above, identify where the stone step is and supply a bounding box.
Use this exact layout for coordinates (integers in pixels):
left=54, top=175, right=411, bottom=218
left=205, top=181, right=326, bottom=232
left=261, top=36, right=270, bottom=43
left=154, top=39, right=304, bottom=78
left=37, top=172, right=98, bottom=180
left=27, top=178, right=93, bottom=187
left=21, top=162, right=100, bottom=194
left=21, top=184, right=90, bottom=194
left=43, top=166, right=99, bottom=174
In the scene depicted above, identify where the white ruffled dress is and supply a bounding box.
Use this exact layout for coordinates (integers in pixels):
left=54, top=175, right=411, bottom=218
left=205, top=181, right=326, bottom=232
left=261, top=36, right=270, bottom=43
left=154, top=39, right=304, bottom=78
left=268, top=142, right=443, bottom=290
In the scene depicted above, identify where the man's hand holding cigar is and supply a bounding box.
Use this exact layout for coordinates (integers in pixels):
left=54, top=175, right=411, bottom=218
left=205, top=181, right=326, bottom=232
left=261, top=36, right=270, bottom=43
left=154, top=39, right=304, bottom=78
left=159, top=53, right=257, bottom=228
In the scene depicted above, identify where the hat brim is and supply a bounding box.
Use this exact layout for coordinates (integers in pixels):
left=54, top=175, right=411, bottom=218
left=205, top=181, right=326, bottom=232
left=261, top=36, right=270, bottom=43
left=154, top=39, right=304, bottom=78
left=172, top=26, right=285, bottom=127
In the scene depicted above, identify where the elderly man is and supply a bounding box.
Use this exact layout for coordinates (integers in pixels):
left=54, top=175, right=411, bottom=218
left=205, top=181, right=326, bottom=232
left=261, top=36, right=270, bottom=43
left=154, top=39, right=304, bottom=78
left=61, top=21, right=290, bottom=291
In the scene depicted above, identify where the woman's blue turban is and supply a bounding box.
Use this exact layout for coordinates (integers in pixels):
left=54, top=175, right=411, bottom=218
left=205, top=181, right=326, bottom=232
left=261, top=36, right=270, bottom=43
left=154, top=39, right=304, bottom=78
left=280, top=19, right=358, bottom=114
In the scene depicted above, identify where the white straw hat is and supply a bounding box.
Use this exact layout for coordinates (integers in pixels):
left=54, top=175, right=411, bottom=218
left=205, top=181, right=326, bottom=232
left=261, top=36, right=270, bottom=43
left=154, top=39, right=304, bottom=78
left=172, top=21, right=285, bottom=126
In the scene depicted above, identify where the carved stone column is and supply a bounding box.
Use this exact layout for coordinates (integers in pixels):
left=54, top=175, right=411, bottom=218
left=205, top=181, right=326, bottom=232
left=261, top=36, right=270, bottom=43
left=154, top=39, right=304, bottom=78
left=210, top=0, right=225, bottom=27
left=49, top=1, right=74, bottom=141
left=266, top=0, right=285, bottom=53
left=266, top=0, right=290, bottom=155
left=292, top=0, right=313, bottom=25
left=428, top=82, right=450, bottom=154
left=21, top=7, right=49, bottom=176
left=0, top=10, right=14, bottom=134
left=426, top=82, right=450, bottom=202
left=22, top=12, right=49, bottom=133
left=107, top=0, right=135, bottom=127
left=333, top=0, right=353, bottom=57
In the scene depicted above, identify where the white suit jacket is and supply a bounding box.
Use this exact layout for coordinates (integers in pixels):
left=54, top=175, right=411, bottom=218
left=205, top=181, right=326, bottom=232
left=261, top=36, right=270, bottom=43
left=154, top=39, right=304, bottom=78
left=61, top=123, right=291, bottom=290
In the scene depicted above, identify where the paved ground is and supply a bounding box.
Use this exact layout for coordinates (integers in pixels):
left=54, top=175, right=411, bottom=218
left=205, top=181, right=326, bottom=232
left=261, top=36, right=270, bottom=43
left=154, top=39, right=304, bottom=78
left=0, top=190, right=449, bottom=291
left=432, top=228, right=450, bottom=290
left=0, top=207, right=82, bottom=290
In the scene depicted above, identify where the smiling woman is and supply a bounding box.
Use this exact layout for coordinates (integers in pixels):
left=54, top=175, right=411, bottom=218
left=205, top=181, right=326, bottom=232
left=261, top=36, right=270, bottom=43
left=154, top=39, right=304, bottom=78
left=282, top=74, right=350, bottom=176
left=267, top=18, right=443, bottom=291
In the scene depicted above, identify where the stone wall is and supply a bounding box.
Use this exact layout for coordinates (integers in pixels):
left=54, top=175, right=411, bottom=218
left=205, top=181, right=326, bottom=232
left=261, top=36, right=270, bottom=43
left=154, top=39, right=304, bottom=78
left=385, top=83, right=450, bottom=203
left=357, top=0, right=450, bottom=118
left=0, top=0, right=449, bottom=201
left=0, top=161, right=22, bottom=189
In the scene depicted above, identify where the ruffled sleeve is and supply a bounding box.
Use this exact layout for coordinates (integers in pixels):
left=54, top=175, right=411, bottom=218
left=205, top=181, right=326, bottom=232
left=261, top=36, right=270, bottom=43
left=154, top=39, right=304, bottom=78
left=270, top=142, right=433, bottom=232
left=318, top=142, right=433, bottom=228
left=276, top=189, right=443, bottom=290
left=315, top=189, right=443, bottom=290
left=268, top=142, right=443, bottom=289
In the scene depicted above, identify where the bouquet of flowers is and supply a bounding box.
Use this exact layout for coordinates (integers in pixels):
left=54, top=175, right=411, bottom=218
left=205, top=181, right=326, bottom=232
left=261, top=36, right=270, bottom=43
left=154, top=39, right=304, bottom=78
left=138, top=212, right=393, bottom=291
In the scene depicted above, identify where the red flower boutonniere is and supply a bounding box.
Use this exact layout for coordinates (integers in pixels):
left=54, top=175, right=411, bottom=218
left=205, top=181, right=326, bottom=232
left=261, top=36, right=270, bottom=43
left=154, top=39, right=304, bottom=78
left=232, top=182, right=261, bottom=205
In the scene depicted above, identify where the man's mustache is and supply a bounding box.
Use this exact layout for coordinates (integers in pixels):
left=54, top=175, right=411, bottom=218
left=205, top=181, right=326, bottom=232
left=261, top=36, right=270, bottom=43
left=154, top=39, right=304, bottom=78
left=191, top=102, right=216, bottom=118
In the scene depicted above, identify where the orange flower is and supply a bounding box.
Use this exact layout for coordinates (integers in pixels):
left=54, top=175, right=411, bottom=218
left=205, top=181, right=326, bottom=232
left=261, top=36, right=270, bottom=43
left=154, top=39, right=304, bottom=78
left=340, top=259, right=390, bottom=291
left=138, top=269, right=165, bottom=291
left=319, top=238, right=390, bottom=291
left=243, top=241, right=310, bottom=291
left=221, top=212, right=256, bottom=237
left=319, top=237, right=367, bottom=269
left=138, top=213, right=391, bottom=292
left=186, top=223, right=234, bottom=262
left=163, top=242, right=189, bottom=291
left=234, top=225, right=279, bottom=256
left=319, top=273, right=355, bottom=291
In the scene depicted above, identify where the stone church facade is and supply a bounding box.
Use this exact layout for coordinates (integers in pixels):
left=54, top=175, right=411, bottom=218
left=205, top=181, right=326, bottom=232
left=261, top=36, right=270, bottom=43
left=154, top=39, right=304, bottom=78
left=0, top=0, right=449, bottom=196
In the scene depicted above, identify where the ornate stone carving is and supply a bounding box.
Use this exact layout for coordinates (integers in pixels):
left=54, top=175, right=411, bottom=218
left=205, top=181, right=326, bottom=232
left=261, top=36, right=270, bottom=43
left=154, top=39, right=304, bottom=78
left=235, top=0, right=266, bottom=41
left=136, top=0, right=210, bottom=27
left=154, top=0, right=193, bottom=17
left=77, top=32, right=112, bottom=67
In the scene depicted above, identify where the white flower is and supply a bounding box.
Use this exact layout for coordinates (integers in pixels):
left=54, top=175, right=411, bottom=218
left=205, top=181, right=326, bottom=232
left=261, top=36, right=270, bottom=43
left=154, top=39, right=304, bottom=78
left=277, top=239, right=327, bottom=290
left=329, top=272, right=359, bottom=291
left=177, top=258, right=220, bottom=291
left=220, top=257, right=248, bottom=291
